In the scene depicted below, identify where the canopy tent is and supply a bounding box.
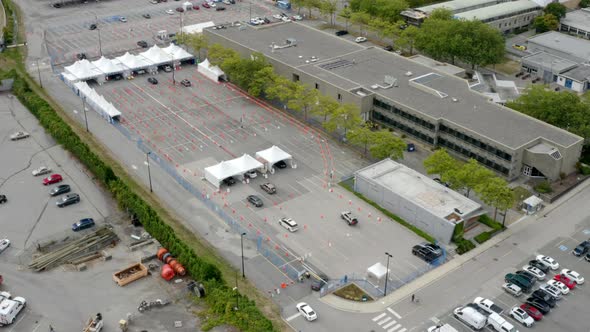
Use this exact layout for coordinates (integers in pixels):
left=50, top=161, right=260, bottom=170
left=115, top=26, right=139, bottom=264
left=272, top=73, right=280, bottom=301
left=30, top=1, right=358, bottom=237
left=91, top=56, right=125, bottom=76
left=367, top=262, right=388, bottom=280
left=198, top=58, right=226, bottom=82
left=522, top=195, right=544, bottom=215
left=73, top=81, right=121, bottom=122
left=116, top=52, right=152, bottom=70
left=181, top=21, right=215, bottom=34
left=61, top=72, right=78, bottom=86
left=255, top=145, right=292, bottom=168
left=139, top=45, right=174, bottom=66
left=182, top=1, right=193, bottom=10
left=162, top=44, right=194, bottom=62
left=204, top=154, right=263, bottom=188
left=64, top=59, right=103, bottom=81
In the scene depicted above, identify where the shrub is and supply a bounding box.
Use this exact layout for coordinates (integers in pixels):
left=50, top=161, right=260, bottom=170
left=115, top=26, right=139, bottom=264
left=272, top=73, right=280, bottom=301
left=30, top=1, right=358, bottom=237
left=452, top=221, right=464, bottom=242
left=474, top=231, right=492, bottom=244
left=454, top=237, right=475, bottom=255
left=534, top=181, right=553, bottom=193
left=577, top=162, right=590, bottom=175
left=478, top=214, right=503, bottom=231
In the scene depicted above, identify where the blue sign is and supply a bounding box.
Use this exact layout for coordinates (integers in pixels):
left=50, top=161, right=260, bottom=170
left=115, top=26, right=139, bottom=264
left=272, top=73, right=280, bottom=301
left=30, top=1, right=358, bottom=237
left=559, top=245, right=568, bottom=251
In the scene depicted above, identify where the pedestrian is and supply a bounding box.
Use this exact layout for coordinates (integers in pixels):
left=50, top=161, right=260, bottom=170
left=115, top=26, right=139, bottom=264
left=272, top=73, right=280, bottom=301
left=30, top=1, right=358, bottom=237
left=49, top=325, right=55, bottom=332
left=411, top=294, right=415, bottom=302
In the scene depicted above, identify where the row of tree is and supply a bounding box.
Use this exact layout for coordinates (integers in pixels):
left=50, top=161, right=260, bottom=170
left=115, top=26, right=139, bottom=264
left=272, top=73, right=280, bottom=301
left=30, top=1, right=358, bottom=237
left=533, top=3, right=567, bottom=33
left=424, top=149, right=514, bottom=221
left=7, top=69, right=276, bottom=332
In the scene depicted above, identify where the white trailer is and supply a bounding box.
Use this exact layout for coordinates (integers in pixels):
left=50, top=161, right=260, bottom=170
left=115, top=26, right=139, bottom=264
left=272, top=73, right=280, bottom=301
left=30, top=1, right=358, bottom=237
left=427, top=323, right=459, bottom=332
left=0, top=296, right=26, bottom=326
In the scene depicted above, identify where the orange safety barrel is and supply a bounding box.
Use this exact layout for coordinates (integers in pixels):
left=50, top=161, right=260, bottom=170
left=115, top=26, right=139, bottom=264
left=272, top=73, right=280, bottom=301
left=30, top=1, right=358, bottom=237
left=165, top=255, right=175, bottom=264
left=161, top=252, right=172, bottom=263
left=173, top=263, right=186, bottom=276
left=156, top=248, right=168, bottom=261
left=161, top=264, right=175, bottom=281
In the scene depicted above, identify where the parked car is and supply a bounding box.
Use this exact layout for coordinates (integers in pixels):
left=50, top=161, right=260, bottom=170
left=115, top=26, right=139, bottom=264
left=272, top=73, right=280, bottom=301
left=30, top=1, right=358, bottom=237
left=43, top=174, right=63, bottom=185
left=50, top=184, right=71, bottom=196
left=510, top=306, right=534, bottom=327
left=76, top=53, right=87, bottom=60
left=32, top=166, right=52, bottom=176
left=384, top=45, right=394, bottom=52
left=216, top=6, right=225, bottom=11
left=453, top=306, right=486, bottom=330
left=181, top=79, right=192, bottom=87
left=274, top=160, right=287, bottom=169
left=502, top=283, right=522, bottom=297
left=519, top=303, right=543, bottom=321
left=176, top=7, right=185, bottom=12
left=247, top=195, right=263, bottom=207
left=515, top=270, right=537, bottom=285
left=10, top=131, right=30, bottom=141
left=530, top=289, right=556, bottom=308
left=296, top=302, right=317, bottom=321
left=72, top=218, right=95, bottom=231
left=260, top=183, right=276, bottom=194
left=505, top=273, right=532, bottom=292
left=56, top=193, right=80, bottom=207
left=166, top=9, right=175, bottom=14
left=525, top=297, right=550, bottom=315
left=547, top=279, right=570, bottom=295
left=137, top=40, right=149, bottom=48
left=412, top=245, right=438, bottom=263
left=586, top=252, right=590, bottom=262
left=147, top=77, right=158, bottom=85
left=202, top=2, right=210, bottom=8
left=522, top=265, right=546, bottom=280
left=528, top=259, right=550, bottom=273
left=553, top=274, right=576, bottom=289
left=538, top=283, right=562, bottom=300
left=560, top=269, right=584, bottom=284
left=416, top=242, right=442, bottom=256
left=406, top=143, right=416, bottom=152
left=0, top=239, right=10, bottom=253
left=512, top=44, right=527, bottom=51
left=193, top=4, right=200, bottom=9
left=292, top=14, right=302, bottom=20
left=536, top=255, right=559, bottom=270
left=119, top=16, right=127, bottom=22
left=279, top=217, right=298, bottom=232
left=311, top=274, right=328, bottom=291
left=572, top=240, right=590, bottom=256
left=223, top=176, right=236, bottom=186
left=0, top=194, right=6, bottom=204
left=143, top=13, right=151, bottom=19
left=355, top=36, right=367, bottom=43
left=335, top=30, right=349, bottom=36
left=89, top=24, right=97, bottom=30
left=341, top=211, right=358, bottom=226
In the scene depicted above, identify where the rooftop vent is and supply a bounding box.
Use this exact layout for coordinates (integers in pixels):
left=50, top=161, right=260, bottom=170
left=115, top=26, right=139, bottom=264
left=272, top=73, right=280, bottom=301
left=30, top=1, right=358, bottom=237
left=371, top=75, right=397, bottom=90
left=452, top=98, right=458, bottom=102
left=454, top=208, right=463, bottom=215
left=404, top=71, right=413, bottom=77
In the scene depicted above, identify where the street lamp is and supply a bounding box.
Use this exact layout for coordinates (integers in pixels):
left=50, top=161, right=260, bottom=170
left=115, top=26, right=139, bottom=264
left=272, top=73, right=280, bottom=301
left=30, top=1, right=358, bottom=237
left=82, top=97, right=89, bottom=132
left=95, top=14, right=103, bottom=57
left=146, top=152, right=153, bottom=192
left=384, top=252, right=392, bottom=296
left=240, top=232, right=246, bottom=278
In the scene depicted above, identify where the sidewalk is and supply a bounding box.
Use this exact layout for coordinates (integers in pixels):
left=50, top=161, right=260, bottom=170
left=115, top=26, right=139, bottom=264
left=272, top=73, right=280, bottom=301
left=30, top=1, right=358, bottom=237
left=319, top=177, right=590, bottom=313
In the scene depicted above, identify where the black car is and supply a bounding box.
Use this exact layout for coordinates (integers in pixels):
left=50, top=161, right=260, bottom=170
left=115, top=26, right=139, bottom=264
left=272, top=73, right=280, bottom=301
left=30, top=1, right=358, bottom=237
left=181, top=79, right=191, bottom=87
left=311, top=274, right=328, bottom=291
left=147, top=77, right=158, bottom=85
left=586, top=252, right=590, bottom=262
left=137, top=40, right=149, bottom=48
left=383, top=45, right=394, bottom=52
left=89, top=24, right=97, bottom=30
left=531, top=290, right=556, bottom=308
left=515, top=270, right=537, bottom=285
left=412, top=245, right=437, bottom=263
left=56, top=193, right=80, bottom=207
left=526, top=297, right=551, bottom=315
left=50, top=184, right=71, bottom=196
left=263, top=17, right=271, bottom=24
left=275, top=160, right=287, bottom=169
left=223, top=177, right=236, bottom=186
left=407, top=143, right=416, bottom=152
left=247, top=195, right=263, bottom=207
left=335, top=30, right=349, bottom=36
left=76, top=53, right=87, bottom=60
left=528, top=259, right=550, bottom=273
left=417, top=242, right=442, bottom=256
left=0, top=194, right=6, bottom=204
left=216, top=6, right=226, bottom=11
left=53, top=3, right=62, bottom=8
left=573, top=240, right=590, bottom=256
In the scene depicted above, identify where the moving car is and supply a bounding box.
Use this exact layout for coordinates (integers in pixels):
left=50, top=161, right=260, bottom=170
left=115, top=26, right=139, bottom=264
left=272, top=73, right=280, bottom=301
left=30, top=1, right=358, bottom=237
left=502, top=283, right=522, bottom=297
left=72, top=218, right=95, bottom=231
left=50, top=184, right=70, bottom=196
left=510, top=306, right=534, bottom=327
left=560, top=269, right=584, bottom=284
left=181, top=79, right=191, bottom=87
left=553, top=274, right=576, bottom=289
left=417, top=242, right=442, bottom=256
left=137, top=40, right=149, bottom=48
left=539, top=283, right=561, bottom=300
left=296, top=302, right=317, bottom=321
left=528, top=259, right=550, bottom=273
left=247, top=195, right=263, bottom=207
left=335, top=30, right=349, bottom=36
left=56, top=193, right=80, bottom=207
left=43, top=174, right=63, bottom=185
left=0, top=239, right=10, bottom=253
left=341, top=211, right=358, bottom=226
left=32, top=166, right=52, bottom=176
left=147, top=77, right=158, bottom=85
left=355, top=36, right=367, bottom=43
left=311, top=274, right=328, bottom=291
left=275, top=160, right=287, bottom=169
left=0, top=194, right=6, bottom=204
left=525, top=297, right=550, bottom=315
left=10, top=131, right=30, bottom=141
left=279, top=217, right=298, bottom=232
left=519, top=303, right=543, bottom=321
left=536, top=255, right=559, bottom=270
left=547, top=279, right=569, bottom=295
left=573, top=240, right=590, bottom=256
left=260, top=183, right=276, bottom=194
left=522, top=265, right=546, bottom=280
left=119, top=16, right=127, bottom=22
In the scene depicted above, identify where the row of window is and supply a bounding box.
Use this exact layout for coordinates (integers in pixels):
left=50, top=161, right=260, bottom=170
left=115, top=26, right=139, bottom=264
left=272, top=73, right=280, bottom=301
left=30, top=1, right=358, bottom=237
left=373, top=98, right=436, bottom=131
left=373, top=111, right=435, bottom=144
left=482, top=8, right=540, bottom=24
left=439, top=124, right=512, bottom=161
left=438, top=138, right=510, bottom=175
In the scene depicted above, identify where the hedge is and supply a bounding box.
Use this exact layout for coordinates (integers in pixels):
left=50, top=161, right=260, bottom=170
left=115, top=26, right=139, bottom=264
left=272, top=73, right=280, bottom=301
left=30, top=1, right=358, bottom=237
left=7, top=70, right=275, bottom=332
left=454, top=237, right=476, bottom=255
left=478, top=214, right=503, bottom=231
left=473, top=231, right=492, bottom=244
left=2, top=0, right=15, bottom=44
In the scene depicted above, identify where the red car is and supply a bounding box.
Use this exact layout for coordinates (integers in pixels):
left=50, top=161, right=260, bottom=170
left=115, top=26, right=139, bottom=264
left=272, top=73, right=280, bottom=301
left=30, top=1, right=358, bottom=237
left=202, top=2, right=210, bottom=8
left=554, top=274, right=576, bottom=289
left=176, top=7, right=184, bottom=12
left=43, top=174, right=63, bottom=185
left=193, top=4, right=200, bottom=9
left=520, top=303, right=543, bottom=321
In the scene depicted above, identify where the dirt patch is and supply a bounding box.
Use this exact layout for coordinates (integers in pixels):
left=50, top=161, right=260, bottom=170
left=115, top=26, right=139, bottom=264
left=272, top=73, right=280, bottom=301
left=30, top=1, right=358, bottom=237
left=333, top=283, right=374, bottom=302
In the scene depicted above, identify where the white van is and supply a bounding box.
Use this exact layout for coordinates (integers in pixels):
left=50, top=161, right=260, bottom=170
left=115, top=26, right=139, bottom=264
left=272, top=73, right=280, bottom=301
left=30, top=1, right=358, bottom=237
left=487, top=312, right=518, bottom=332
left=279, top=217, right=299, bottom=232
left=453, top=306, right=486, bottom=330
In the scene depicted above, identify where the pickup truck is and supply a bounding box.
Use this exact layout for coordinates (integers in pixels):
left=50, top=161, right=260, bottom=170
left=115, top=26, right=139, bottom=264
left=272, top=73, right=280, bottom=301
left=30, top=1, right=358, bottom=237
left=0, top=296, right=26, bottom=326
left=473, top=297, right=504, bottom=315
left=340, top=211, right=358, bottom=226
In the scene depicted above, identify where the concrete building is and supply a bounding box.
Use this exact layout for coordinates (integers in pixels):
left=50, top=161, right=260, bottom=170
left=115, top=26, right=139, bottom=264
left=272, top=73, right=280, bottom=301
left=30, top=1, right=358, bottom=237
left=527, top=31, right=590, bottom=63
left=559, top=8, right=590, bottom=39
left=417, top=0, right=507, bottom=15
left=205, top=23, right=583, bottom=180
left=454, top=0, right=541, bottom=34
left=354, top=159, right=484, bottom=244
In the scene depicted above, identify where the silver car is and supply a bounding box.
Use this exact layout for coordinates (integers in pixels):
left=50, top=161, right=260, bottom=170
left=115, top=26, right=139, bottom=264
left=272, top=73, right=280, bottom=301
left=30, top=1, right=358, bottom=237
left=10, top=131, right=30, bottom=141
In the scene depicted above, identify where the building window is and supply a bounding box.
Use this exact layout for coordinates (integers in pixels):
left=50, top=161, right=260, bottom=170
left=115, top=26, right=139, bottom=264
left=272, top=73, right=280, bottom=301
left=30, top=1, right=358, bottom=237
left=315, top=83, right=319, bottom=89
left=337, top=93, right=342, bottom=101
left=292, top=73, right=300, bottom=82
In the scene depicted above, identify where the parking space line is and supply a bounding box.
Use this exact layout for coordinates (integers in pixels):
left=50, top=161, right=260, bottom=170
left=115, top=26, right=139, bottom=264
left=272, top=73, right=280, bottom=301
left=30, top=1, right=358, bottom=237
left=372, top=313, right=387, bottom=321
left=387, top=307, right=402, bottom=319
left=285, top=312, right=301, bottom=322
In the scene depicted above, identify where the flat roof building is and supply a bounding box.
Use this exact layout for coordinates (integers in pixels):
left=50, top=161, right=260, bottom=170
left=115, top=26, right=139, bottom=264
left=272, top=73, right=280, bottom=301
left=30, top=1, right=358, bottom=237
left=354, top=159, right=484, bottom=244
left=527, top=31, right=590, bottom=63
left=417, top=0, right=505, bottom=15
left=205, top=22, right=583, bottom=181
left=454, top=0, right=541, bottom=33
left=559, top=8, right=590, bottom=40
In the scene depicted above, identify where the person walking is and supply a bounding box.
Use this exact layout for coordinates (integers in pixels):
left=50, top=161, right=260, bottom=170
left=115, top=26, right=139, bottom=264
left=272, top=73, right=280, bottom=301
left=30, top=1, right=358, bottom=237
left=411, top=294, right=415, bottom=302
left=49, top=325, right=55, bottom=332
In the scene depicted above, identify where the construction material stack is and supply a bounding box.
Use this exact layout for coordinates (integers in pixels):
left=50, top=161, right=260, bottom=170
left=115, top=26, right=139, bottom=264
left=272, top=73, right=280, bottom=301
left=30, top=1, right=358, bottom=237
left=113, top=263, right=148, bottom=286
left=83, top=313, right=103, bottom=332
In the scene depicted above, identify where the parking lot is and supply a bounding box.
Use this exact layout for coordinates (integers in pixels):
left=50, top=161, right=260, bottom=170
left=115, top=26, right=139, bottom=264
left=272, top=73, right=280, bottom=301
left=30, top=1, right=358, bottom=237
left=434, top=223, right=590, bottom=332
left=0, top=93, right=199, bottom=331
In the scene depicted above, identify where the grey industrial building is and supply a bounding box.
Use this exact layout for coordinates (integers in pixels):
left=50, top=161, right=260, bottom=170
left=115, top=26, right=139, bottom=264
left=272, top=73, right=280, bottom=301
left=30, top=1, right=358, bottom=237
left=559, top=8, right=590, bottom=39
left=354, top=159, right=484, bottom=244
left=205, top=23, right=583, bottom=180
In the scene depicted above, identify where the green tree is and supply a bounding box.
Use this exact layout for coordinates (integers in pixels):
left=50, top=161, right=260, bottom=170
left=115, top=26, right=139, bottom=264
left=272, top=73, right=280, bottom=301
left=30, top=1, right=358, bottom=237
left=476, top=177, right=514, bottom=222
left=324, top=103, right=362, bottom=137
left=218, top=52, right=271, bottom=91
left=178, top=33, right=208, bottom=61
left=544, top=2, right=566, bottom=19
left=581, top=0, right=590, bottom=8
left=369, top=129, right=406, bottom=160
left=447, top=159, right=494, bottom=197
left=339, top=7, right=353, bottom=30
left=351, top=12, right=371, bottom=35
left=428, top=8, right=453, bottom=20
left=311, top=94, right=340, bottom=123
left=423, top=149, right=460, bottom=176
left=346, top=122, right=376, bottom=156
left=368, top=18, right=390, bottom=41
left=265, top=75, right=297, bottom=103
left=397, top=25, right=420, bottom=55
left=457, top=20, right=505, bottom=69
left=319, top=0, right=339, bottom=26
left=287, top=84, right=320, bottom=121
left=207, top=44, right=239, bottom=67
left=534, top=14, right=559, bottom=32
left=248, top=66, right=277, bottom=97
left=291, top=0, right=306, bottom=13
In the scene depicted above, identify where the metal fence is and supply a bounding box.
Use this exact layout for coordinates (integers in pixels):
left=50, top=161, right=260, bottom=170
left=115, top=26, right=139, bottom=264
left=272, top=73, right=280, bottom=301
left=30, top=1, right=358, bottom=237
left=111, top=121, right=305, bottom=281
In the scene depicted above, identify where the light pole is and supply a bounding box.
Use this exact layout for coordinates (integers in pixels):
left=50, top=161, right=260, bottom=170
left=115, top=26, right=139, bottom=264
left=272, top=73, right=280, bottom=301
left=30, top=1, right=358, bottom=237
left=384, top=252, right=392, bottom=296
left=146, top=152, right=153, bottom=192
left=94, top=14, right=103, bottom=57
left=240, top=232, right=246, bottom=278
left=82, top=97, right=89, bottom=132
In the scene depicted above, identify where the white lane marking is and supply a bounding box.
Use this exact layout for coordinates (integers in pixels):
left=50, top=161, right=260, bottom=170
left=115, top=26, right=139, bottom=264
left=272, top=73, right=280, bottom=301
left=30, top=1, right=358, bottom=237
left=285, top=312, right=301, bottom=322
left=398, top=328, right=407, bottom=332
left=388, top=307, right=402, bottom=319
left=388, top=324, right=402, bottom=332
left=131, top=164, right=137, bottom=170
left=372, top=313, right=387, bottom=321
left=382, top=320, right=397, bottom=329
left=378, top=317, right=392, bottom=325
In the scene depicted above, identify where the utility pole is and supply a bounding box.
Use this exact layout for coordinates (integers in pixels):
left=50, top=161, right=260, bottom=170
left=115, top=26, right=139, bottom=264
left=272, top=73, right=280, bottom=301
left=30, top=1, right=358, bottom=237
left=384, top=252, right=392, bottom=296
left=146, top=152, right=153, bottom=192
left=83, top=97, right=89, bottom=132
left=240, top=232, right=246, bottom=278
left=95, top=14, right=103, bottom=57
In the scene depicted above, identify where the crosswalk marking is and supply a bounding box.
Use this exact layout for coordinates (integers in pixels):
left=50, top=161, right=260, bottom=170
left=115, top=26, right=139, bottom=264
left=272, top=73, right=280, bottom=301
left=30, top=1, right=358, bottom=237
left=378, top=317, right=392, bottom=325
left=388, top=324, right=402, bottom=332
left=285, top=312, right=301, bottom=322
left=372, top=313, right=387, bottom=321
left=382, top=320, right=397, bottom=329
left=398, top=328, right=407, bottom=332
left=387, top=307, right=402, bottom=319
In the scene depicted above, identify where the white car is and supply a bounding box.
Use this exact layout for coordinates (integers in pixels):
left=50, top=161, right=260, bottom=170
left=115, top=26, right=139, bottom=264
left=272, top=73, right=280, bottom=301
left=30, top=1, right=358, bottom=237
left=355, top=36, right=367, bottom=43
left=272, top=14, right=283, bottom=20
left=502, top=283, right=522, bottom=297
left=536, top=255, right=559, bottom=270
left=245, top=170, right=257, bottom=179
left=209, top=2, right=216, bottom=7
left=281, top=16, right=292, bottom=22
left=166, top=9, right=175, bottom=15
left=292, top=14, right=303, bottom=20
left=119, top=16, right=127, bottom=22
left=296, top=302, right=317, bottom=321
left=561, top=269, right=584, bottom=284
left=522, top=265, right=546, bottom=280
left=510, top=307, right=534, bottom=327
left=32, top=166, right=52, bottom=176
left=10, top=131, right=30, bottom=141
left=0, top=239, right=10, bottom=253
left=539, top=283, right=562, bottom=300
left=547, top=279, right=569, bottom=295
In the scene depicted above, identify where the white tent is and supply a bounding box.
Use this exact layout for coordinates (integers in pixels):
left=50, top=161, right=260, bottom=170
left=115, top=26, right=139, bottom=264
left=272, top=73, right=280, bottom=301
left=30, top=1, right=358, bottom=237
left=139, top=45, right=173, bottom=65
left=116, top=52, right=152, bottom=70
left=64, top=59, right=103, bottom=81
left=226, top=154, right=263, bottom=174
left=73, top=81, right=121, bottom=122
left=367, top=262, right=388, bottom=280
left=198, top=58, right=226, bottom=82
left=204, top=154, right=263, bottom=188
left=92, top=56, right=124, bottom=76
left=181, top=21, right=215, bottom=34
left=255, top=145, right=292, bottom=168
left=162, top=44, right=194, bottom=62
left=182, top=1, right=193, bottom=10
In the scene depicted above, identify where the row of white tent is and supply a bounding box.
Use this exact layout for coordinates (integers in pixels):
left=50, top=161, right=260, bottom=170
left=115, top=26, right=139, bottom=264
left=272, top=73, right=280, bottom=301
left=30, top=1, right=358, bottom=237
left=72, top=81, right=121, bottom=122
left=204, top=146, right=292, bottom=188
left=62, top=44, right=194, bottom=83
